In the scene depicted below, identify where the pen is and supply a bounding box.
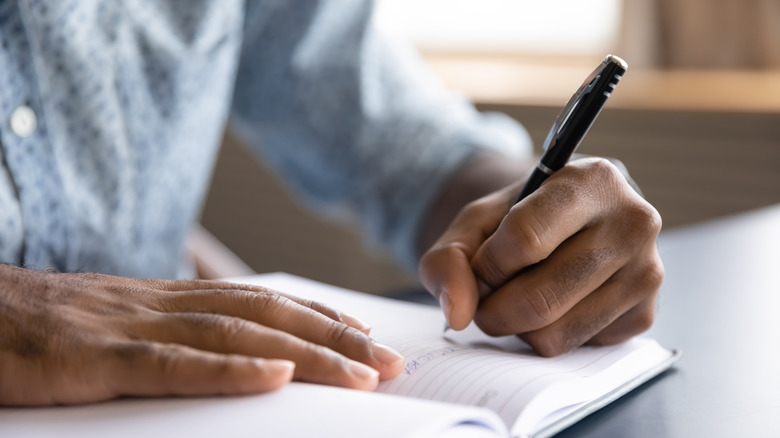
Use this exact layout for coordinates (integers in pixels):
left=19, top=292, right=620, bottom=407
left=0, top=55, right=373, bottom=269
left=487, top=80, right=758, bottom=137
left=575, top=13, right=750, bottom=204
left=514, top=54, right=627, bottom=203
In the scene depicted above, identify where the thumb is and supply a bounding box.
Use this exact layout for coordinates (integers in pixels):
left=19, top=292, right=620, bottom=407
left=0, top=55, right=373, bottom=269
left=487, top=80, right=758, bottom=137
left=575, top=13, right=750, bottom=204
left=419, top=243, right=480, bottom=330
left=419, top=186, right=519, bottom=330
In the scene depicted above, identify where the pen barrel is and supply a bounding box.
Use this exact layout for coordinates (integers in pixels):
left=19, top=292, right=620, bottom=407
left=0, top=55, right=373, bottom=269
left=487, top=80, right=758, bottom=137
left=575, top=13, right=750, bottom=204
left=515, top=166, right=551, bottom=203
left=514, top=55, right=627, bottom=207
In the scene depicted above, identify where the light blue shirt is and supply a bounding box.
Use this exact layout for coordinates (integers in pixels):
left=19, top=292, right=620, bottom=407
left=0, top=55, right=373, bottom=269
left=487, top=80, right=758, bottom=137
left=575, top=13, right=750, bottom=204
left=0, top=0, right=531, bottom=278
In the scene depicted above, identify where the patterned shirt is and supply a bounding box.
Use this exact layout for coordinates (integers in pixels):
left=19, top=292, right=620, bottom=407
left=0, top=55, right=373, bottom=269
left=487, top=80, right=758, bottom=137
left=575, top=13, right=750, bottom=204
left=0, top=0, right=531, bottom=278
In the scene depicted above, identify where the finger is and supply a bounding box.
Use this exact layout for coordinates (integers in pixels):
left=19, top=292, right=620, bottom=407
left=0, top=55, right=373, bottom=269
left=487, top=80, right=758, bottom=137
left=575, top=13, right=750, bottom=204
left=587, top=296, right=658, bottom=346
left=474, top=226, right=626, bottom=336
left=140, top=279, right=372, bottom=334
left=419, top=191, right=513, bottom=330
left=138, top=311, right=389, bottom=390
left=471, top=159, right=623, bottom=292
left=103, top=341, right=295, bottom=397
left=153, top=291, right=403, bottom=378
left=516, top=260, right=662, bottom=357
left=270, top=292, right=373, bottom=334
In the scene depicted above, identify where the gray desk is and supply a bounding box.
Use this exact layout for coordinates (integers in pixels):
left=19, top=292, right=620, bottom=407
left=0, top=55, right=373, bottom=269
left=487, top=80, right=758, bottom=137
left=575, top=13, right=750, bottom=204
left=557, top=205, right=780, bottom=437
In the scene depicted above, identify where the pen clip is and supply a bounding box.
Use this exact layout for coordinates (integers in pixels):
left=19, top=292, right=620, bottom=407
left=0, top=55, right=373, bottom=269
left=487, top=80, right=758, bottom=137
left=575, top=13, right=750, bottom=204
left=541, top=55, right=626, bottom=158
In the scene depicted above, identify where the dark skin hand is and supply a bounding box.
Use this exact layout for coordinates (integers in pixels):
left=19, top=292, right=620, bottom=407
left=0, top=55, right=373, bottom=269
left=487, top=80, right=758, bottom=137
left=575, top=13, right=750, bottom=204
left=419, top=154, right=663, bottom=357
left=0, top=265, right=404, bottom=406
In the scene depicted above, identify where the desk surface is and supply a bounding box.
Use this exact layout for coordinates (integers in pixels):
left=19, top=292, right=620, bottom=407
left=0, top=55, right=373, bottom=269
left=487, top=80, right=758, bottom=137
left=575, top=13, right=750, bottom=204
left=556, top=204, right=780, bottom=437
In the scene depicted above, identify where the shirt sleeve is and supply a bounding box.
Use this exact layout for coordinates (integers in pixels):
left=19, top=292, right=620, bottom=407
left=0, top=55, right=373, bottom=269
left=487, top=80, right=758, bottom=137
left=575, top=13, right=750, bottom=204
left=230, top=0, right=533, bottom=271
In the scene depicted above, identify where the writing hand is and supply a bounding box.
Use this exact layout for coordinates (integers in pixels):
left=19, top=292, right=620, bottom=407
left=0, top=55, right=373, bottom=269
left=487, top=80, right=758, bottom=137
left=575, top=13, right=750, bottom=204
left=420, top=158, right=663, bottom=356
left=0, top=265, right=404, bottom=406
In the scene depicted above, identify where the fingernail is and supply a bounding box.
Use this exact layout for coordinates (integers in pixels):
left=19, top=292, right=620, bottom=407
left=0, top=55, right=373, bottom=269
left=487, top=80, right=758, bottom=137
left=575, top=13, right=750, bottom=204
left=347, top=360, right=379, bottom=381
left=371, top=342, right=404, bottom=366
left=341, top=313, right=372, bottom=333
left=438, top=288, right=452, bottom=321
left=261, top=359, right=296, bottom=375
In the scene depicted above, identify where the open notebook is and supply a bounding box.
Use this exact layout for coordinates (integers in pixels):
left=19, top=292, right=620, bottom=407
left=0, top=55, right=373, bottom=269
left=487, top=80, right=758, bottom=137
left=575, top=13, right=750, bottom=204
left=0, top=273, right=679, bottom=438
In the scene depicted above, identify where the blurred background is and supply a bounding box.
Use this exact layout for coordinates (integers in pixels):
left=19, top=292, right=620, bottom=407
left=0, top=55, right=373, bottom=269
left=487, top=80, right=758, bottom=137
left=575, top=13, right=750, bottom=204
left=199, top=0, right=780, bottom=293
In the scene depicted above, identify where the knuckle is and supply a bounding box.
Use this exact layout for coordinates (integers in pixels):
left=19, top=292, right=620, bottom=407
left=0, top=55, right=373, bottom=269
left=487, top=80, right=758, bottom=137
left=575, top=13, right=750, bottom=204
left=324, top=321, right=352, bottom=344
left=524, top=284, right=563, bottom=328
left=591, top=298, right=659, bottom=346
left=151, top=345, right=181, bottom=379
left=587, top=157, right=620, bottom=181
left=184, top=312, right=223, bottom=330
left=109, top=339, right=156, bottom=364
left=579, top=158, right=630, bottom=201
left=108, top=340, right=188, bottom=384
left=474, top=283, right=562, bottom=337
left=574, top=158, right=663, bottom=239
left=612, top=201, right=662, bottom=252
left=305, top=300, right=341, bottom=321
left=438, top=243, right=466, bottom=262
left=155, top=343, right=231, bottom=382
left=249, top=291, right=293, bottom=315
left=174, top=312, right=252, bottom=347
left=628, top=201, right=663, bottom=236
left=475, top=248, right=509, bottom=289
left=322, top=321, right=370, bottom=353
left=503, top=212, right=549, bottom=264
left=631, top=306, right=656, bottom=334
left=564, top=157, right=620, bottom=188
left=214, top=315, right=251, bottom=342
left=596, top=308, right=656, bottom=346
left=571, top=157, right=623, bottom=190
left=639, top=260, right=665, bottom=292
left=629, top=295, right=659, bottom=336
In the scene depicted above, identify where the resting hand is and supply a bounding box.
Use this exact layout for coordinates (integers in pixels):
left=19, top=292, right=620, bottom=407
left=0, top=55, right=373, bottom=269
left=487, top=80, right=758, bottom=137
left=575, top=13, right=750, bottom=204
left=0, top=265, right=404, bottom=406
left=420, top=158, right=663, bottom=356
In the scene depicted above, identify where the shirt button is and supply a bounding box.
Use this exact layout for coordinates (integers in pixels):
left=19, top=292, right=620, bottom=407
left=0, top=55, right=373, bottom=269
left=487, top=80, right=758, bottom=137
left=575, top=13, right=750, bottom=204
left=10, top=105, right=37, bottom=137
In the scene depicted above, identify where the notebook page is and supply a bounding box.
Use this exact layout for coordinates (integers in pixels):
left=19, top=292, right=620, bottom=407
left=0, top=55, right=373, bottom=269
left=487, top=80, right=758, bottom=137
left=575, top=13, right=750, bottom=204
left=237, top=273, right=674, bottom=436
left=375, top=327, right=664, bottom=431
left=511, top=339, right=674, bottom=437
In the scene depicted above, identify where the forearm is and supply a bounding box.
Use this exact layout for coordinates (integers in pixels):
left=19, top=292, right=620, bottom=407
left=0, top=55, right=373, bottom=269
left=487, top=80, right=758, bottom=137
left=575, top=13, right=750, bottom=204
left=416, top=151, right=537, bottom=258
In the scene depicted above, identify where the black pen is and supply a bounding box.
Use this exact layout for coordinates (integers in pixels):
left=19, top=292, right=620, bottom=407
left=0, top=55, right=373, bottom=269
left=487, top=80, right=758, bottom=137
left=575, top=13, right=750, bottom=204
left=514, top=54, right=627, bottom=203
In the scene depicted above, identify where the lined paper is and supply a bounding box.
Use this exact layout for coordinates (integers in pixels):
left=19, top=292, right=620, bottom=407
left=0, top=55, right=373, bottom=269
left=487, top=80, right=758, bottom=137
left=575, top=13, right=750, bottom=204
left=248, top=273, right=674, bottom=435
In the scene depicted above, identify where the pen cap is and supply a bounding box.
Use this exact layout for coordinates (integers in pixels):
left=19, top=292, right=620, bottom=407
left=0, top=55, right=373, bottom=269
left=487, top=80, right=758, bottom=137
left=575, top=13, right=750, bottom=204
left=541, top=55, right=627, bottom=169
